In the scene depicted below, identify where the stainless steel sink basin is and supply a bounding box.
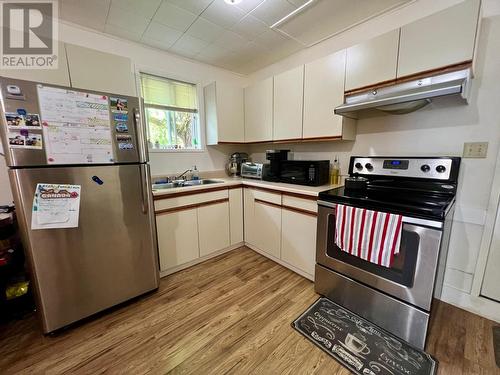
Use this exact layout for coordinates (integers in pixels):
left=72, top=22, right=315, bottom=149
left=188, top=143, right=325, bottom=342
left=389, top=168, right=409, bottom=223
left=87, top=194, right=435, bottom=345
left=152, top=179, right=224, bottom=190
left=183, top=179, right=224, bottom=186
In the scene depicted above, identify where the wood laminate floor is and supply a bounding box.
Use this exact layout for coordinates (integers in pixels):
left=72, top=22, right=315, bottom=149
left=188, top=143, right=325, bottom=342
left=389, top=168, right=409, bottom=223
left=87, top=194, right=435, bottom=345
left=0, top=247, right=498, bottom=374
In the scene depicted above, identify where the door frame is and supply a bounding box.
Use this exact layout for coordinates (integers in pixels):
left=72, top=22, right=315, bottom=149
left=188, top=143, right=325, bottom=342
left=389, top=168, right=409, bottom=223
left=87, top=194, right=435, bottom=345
left=471, top=144, right=500, bottom=297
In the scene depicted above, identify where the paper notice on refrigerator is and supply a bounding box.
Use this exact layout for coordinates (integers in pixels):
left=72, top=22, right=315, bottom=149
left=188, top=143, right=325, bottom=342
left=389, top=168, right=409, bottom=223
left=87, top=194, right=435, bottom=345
left=37, top=85, right=114, bottom=164
left=31, top=184, right=81, bottom=230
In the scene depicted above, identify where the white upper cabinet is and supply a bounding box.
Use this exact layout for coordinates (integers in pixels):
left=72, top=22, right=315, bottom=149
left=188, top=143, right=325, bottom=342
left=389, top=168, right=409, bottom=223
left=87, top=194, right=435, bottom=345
left=303, top=49, right=355, bottom=140
left=273, top=66, right=304, bottom=141
left=0, top=42, right=70, bottom=86
left=204, top=82, right=245, bottom=145
left=345, top=29, right=400, bottom=91
left=65, top=44, right=136, bottom=96
left=244, top=77, right=273, bottom=142
left=398, top=0, right=481, bottom=78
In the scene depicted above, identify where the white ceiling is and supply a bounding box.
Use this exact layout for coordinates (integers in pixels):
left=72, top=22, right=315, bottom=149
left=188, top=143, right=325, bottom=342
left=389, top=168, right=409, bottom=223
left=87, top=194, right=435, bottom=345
left=59, top=0, right=410, bottom=74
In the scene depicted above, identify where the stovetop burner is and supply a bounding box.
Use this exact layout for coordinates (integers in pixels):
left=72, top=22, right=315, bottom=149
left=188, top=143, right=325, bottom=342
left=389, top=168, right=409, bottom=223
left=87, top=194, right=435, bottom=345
left=319, top=156, right=461, bottom=220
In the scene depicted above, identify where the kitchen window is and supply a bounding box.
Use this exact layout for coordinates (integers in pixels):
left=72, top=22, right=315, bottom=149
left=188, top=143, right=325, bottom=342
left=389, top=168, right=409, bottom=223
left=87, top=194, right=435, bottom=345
left=140, top=73, right=201, bottom=151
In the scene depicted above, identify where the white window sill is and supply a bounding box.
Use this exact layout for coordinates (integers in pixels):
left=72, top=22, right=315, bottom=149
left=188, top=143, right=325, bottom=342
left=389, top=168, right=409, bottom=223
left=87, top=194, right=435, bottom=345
left=148, top=148, right=205, bottom=154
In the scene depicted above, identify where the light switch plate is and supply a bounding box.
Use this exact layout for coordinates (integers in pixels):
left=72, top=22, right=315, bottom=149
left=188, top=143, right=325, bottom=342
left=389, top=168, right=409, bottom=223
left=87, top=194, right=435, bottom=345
left=463, top=142, right=488, bottom=158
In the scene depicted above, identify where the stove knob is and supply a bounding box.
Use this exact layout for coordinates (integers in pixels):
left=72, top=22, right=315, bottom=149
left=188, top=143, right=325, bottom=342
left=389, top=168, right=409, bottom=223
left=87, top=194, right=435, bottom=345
left=436, top=165, right=446, bottom=173
left=365, top=163, right=373, bottom=171
left=355, top=162, right=363, bottom=170
left=421, top=164, right=431, bottom=172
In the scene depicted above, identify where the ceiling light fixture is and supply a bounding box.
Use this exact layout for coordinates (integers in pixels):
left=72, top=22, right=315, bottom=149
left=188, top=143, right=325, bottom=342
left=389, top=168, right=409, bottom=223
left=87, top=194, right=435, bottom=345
left=224, top=0, right=243, bottom=5
left=270, top=0, right=315, bottom=29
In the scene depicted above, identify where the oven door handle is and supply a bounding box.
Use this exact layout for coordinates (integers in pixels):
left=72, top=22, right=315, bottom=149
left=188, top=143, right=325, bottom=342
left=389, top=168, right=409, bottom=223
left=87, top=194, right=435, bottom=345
left=317, top=200, right=443, bottom=229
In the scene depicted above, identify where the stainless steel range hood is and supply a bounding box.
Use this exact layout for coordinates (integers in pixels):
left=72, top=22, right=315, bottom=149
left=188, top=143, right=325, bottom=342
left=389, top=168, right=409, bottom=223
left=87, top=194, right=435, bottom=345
left=335, top=69, right=471, bottom=119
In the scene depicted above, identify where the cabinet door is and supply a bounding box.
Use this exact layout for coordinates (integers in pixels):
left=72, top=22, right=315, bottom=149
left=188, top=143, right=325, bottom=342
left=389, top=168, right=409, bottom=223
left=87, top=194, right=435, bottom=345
left=229, top=188, right=244, bottom=244
left=205, top=82, right=245, bottom=145
left=198, top=201, right=230, bottom=257
left=303, top=50, right=346, bottom=138
left=273, top=66, right=304, bottom=140
left=156, top=209, right=199, bottom=271
left=244, top=188, right=257, bottom=246
left=244, top=77, right=273, bottom=142
left=0, top=42, right=70, bottom=86
left=65, top=44, right=136, bottom=96
left=345, top=29, right=399, bottom=91
left=281, top=209, right=317, bottom=277
left=398, top=0, right=480, bottom=78
left=253, top=200, right=282, bottom=258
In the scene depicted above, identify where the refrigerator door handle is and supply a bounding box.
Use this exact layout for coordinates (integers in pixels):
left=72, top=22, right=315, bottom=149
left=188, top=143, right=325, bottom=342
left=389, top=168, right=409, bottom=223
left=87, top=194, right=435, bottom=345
left=139, top=164, right=149, bottom=215
left=134, top=106, right=148, bottom=164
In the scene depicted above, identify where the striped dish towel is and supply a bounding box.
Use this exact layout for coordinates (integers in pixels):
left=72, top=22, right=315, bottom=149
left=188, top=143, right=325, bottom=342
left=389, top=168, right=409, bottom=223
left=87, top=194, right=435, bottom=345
left=334, top=204, right=403, bottom=268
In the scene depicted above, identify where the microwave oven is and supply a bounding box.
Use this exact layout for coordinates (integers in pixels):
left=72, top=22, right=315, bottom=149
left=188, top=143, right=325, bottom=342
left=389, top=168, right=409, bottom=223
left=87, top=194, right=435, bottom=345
left=279, top=160, right=330, bottom=186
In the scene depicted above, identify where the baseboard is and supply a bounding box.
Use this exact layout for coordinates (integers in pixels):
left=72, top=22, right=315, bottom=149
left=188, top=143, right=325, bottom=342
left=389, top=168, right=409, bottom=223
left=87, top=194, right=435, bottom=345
left=245, top=243, right=314, bottom=282
left=441, top=285, right=500, bottom=323
left=159, top=242, right=244, bottom=278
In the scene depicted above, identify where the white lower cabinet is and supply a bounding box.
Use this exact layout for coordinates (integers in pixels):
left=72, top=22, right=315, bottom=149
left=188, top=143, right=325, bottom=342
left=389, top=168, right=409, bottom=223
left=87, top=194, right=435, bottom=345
left=198, top=201, right=230, bottom=257
left=244, top=188, right=257, bottom=246
left=281, top=209, right=317, bottom=277
left=253, top=200, right=282, bottom=258
left=155, top=189, right=235, bottom=274
left=229, top=188, right=244, bottom=244
left=156, top=208, right=199, bottom=271
left=243, top=187, right=317, bottom=279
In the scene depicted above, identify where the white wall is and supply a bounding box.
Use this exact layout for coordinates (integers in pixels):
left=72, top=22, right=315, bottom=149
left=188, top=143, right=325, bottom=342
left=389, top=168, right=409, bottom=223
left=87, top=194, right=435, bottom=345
left=0, top=21, right=249, bottom=204
left=247, top=4, right=500, bottom=320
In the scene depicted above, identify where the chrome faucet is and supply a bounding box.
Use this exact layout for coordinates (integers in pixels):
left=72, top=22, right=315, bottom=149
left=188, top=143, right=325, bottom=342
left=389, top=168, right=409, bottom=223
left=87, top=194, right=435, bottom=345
left=174, top=169, right=192, bottom=181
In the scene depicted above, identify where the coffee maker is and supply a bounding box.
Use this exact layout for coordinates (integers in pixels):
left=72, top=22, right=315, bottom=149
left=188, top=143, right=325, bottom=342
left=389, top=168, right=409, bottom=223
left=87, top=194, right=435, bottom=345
left=262, top=149, right=289, bottom=182
left=226, top=152, right=248, bottom=177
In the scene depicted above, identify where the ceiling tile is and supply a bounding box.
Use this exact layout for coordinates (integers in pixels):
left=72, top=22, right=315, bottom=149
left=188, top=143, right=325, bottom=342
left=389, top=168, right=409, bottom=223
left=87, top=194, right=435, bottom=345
left=60, top=0, right=110, bottom=31
left=153, top=2, right=197, bottom=32
left=142, top=21, right=183, bottom=47
left=232, top=15, right=269, bottom=38
left=110, top=0, right=162, bottom=19
left=165, top=0, right=214, bottom=15
left=107, top=5, right=150, bottom=34
left=251, top=0, right=296, bottom=26
left=286, top=0, right=311, bottom=6
left=255, top=28, right=288, bottom=48
left=104, top=24, right=142, bottom=42
left=171, top=34, right=210, bottom=55
left=142, top=37, right=174, bottom=51
left=278, top=0, right=410, bottom=47
left=212, top=30, right=248, bottom=52
left=201, top=0, right=246, bottom=29
left=197, top=44, right=235, bottom=63
left=185, top=17, right=225, bottom=43
left=235, top=0, right=266, bottom=13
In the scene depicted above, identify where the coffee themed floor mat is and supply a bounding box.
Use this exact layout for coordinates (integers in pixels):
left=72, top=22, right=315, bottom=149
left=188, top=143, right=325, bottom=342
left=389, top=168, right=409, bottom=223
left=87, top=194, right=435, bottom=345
left=292, top=297, right=437, bottom=375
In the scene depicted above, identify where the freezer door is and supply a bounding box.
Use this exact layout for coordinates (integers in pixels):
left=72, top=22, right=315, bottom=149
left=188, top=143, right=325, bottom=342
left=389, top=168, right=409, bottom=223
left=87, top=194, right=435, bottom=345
left=0, top=77, right=147, bottom=167
left=9, top=164, right=159, bottom=332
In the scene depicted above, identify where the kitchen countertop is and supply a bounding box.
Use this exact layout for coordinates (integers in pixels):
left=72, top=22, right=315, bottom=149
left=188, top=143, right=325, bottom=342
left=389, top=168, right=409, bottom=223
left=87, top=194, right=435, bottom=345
left=152, top=177, right=343, bottom=199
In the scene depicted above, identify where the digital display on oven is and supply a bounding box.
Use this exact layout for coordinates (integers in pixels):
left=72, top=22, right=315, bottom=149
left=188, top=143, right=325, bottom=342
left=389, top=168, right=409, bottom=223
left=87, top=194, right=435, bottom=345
left=383, top=159, right=409, bottom=170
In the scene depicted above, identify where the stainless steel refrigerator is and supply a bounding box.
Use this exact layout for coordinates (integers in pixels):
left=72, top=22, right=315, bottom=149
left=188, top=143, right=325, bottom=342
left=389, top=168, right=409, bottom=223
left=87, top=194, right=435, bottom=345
left=0, top=77, right=159, bottom=333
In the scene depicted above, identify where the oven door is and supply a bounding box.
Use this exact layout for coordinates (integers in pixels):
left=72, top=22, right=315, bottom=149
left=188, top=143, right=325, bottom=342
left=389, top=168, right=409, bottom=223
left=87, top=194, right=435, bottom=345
left=316, top=202, right=442, bottom=311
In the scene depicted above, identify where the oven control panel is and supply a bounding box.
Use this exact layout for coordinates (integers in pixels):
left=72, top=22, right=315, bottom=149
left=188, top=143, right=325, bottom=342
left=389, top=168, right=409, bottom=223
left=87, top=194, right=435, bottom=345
left=351, top=157, right=454, bottom=180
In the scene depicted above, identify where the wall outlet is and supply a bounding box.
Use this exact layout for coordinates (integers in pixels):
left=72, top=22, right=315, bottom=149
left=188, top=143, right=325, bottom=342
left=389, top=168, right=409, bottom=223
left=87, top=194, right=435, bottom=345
left=463, top=142, right=488, bottom=158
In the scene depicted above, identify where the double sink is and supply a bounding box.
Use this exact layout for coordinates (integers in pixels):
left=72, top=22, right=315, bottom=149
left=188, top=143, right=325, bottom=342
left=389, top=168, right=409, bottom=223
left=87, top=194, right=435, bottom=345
left=152, top=179, right=225, bottom=191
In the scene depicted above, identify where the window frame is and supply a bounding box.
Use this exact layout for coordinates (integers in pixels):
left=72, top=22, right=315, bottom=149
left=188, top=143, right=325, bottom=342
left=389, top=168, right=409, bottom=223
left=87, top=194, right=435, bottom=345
left=138, top=70, right=205, bottom=153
